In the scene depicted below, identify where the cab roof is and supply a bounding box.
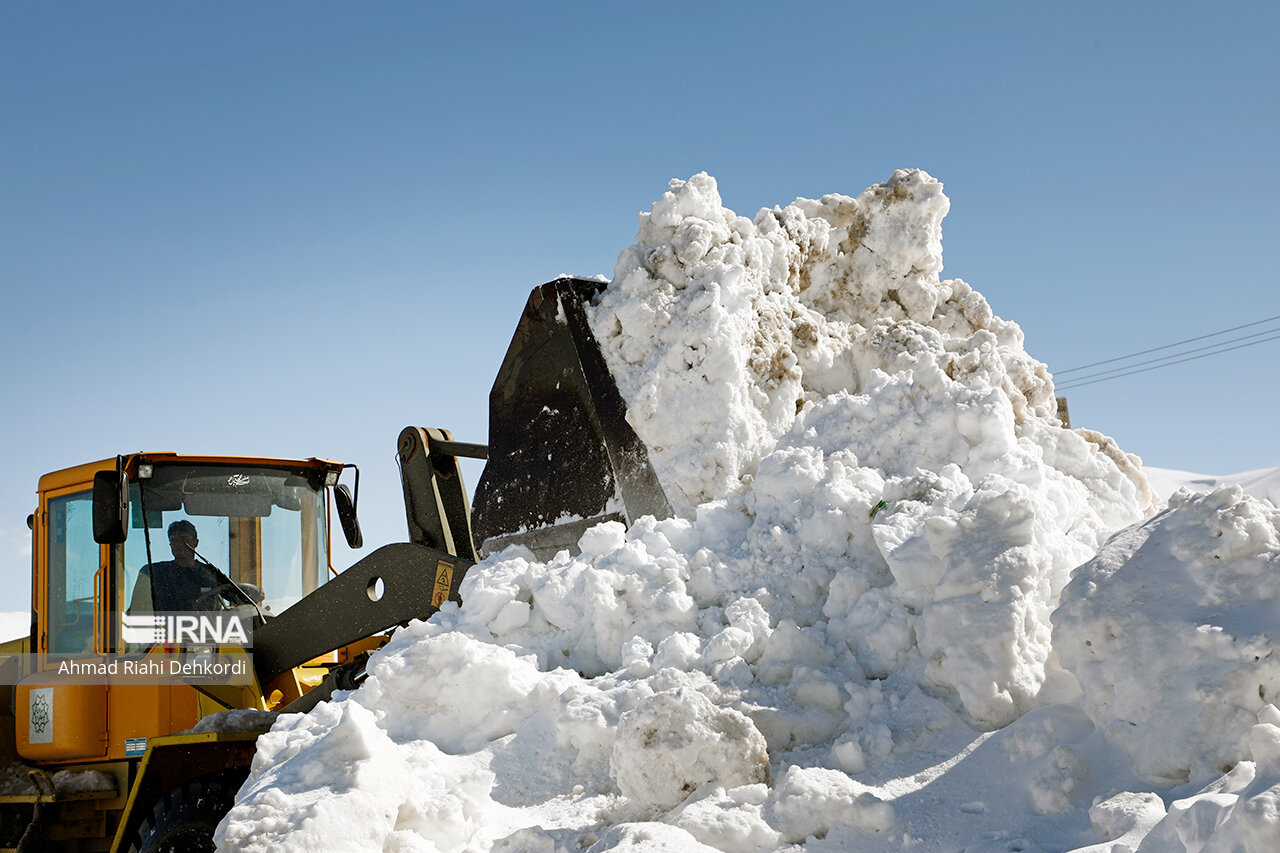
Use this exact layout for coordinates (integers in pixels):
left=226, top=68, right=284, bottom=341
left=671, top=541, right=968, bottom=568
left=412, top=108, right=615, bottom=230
left=38, top=453, right=345, bottom=494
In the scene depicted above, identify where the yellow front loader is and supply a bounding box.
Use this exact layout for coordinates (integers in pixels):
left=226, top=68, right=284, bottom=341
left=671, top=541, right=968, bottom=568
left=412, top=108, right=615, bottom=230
left=0, top=277, right=675, bottom=852
left=0, top=431, right=481, bottom=852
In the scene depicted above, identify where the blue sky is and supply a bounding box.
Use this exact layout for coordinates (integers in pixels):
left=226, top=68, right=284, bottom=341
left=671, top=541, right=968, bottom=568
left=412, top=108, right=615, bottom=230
left=1, top=2, right=1276, bottom=608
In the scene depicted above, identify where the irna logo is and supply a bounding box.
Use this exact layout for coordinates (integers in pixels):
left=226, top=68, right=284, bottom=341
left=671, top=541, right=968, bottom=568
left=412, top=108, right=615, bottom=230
left=121, top=612, right=251, bottom=646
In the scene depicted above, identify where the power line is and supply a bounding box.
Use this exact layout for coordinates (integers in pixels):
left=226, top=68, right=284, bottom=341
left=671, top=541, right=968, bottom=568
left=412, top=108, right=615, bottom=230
left=1055, top=331, right=1280, bottom=391
left=1054, top=313, right=1280, bottom=376
left=1054, top=326, right=1280, bottom=389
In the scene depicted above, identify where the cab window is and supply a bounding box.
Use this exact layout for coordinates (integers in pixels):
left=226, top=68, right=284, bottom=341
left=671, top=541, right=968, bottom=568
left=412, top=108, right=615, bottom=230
left=47, top=490, right=100, bottom=654
left=122, top=465, right=329, bottom=619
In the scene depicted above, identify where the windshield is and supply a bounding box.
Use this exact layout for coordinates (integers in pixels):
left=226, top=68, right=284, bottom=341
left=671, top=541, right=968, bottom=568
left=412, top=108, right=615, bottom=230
left=123, top=463, right=329, bottom=618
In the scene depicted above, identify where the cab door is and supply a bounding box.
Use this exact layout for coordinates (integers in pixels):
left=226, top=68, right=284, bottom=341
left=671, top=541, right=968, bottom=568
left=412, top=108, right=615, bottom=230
left=42, top=486, right=106, bottom=656
left=17, top=482, right=110, bottom=760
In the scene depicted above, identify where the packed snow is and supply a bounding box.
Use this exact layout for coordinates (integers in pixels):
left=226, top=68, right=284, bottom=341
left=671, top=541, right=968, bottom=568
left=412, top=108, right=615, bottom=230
left=216, top=172, right=1280, bottom=852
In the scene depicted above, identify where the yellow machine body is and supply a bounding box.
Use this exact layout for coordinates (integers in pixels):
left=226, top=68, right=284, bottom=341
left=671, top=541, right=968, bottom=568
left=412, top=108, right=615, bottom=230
left=0, top=452, right=355, bottom=852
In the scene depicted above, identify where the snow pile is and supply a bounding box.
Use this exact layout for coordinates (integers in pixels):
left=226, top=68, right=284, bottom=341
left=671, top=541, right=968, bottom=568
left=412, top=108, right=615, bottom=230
left=1055, top=485, right=1280, bottom=785
left=216, top=173, right=1280, bottom=852
left=594, top=170, right=1084, bottom=514
left=590, top=169, right=1151, bottom=726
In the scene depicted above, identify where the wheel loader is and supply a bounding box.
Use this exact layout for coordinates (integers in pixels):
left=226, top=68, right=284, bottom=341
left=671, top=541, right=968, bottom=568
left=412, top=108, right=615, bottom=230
left=0, top=278, right=673, bottom=851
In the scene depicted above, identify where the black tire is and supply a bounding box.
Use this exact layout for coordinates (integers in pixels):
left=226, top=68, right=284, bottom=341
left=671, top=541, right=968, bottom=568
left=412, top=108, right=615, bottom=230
left=129, top=770, right=247, bottom=853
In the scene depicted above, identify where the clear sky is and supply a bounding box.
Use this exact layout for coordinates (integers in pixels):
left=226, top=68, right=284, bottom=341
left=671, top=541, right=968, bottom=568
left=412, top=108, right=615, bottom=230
left=1, top=2, right=1276, bottom=608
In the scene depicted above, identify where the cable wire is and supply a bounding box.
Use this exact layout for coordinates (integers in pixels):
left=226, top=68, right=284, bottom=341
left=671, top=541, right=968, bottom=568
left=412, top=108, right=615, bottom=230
left=1055, top=330, right=1280, bottom=391
left=1054, top=313, right=1280, bottom=376
left=1054, top=326, right=1280, bottom=388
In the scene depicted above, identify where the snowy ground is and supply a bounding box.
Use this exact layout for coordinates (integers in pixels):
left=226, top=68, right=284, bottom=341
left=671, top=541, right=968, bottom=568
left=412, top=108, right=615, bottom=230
left=1145, top=466, right=1280, bottom=506
left=188, top=172, right=1280, bottom=851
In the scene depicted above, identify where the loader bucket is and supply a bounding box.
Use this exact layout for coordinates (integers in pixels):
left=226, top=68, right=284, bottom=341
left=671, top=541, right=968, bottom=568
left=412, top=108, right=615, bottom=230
left=471, top=277, right=672, bottom=559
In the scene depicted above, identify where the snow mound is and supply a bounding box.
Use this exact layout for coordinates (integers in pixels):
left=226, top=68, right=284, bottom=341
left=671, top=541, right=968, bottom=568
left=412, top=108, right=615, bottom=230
left=589, top=169, right=1151, bottom=726
left=215, top=172, right=1280, bottom=852
left=1055, top=485, right=1280, bottom=786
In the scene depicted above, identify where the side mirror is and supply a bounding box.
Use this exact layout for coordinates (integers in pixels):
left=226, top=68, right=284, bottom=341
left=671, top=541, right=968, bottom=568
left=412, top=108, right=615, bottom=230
left=334, top=484, right=363, bottom=549
left=92, top=470, right=128, bottom=544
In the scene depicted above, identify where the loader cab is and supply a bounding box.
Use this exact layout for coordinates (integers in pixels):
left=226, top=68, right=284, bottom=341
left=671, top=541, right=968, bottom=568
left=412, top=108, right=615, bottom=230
left=36, top=454, right=349, bottom=659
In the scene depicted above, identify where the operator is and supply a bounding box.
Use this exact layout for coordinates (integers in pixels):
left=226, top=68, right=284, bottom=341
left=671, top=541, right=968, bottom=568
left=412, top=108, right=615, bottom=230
left=128, top=520, right=239, bottom=612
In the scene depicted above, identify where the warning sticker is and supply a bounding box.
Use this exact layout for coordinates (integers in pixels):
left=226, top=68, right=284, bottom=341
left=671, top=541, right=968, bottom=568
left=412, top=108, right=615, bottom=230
left=432, top=560, right=455, bottom=608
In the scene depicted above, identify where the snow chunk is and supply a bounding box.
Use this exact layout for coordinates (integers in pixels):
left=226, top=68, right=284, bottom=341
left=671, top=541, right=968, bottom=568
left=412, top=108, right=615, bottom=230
left=50, top=768, right=116, bottom=794
left=584, top=822, right=726, bottom=852
left=0, top=761, right=116, bottom=796
left=767, top=766, right=895, bottom=843
left=610, top=686, right=768, bottom=812
left=355, top=629, right=578, bottom=751
left=186, top=709, right=278, bottom=735
left=1134, top=710, right=1280, bottom=851
left=669, top=784, right=781, bottom=853
left=1088, top=792, right=1167, bottom=848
